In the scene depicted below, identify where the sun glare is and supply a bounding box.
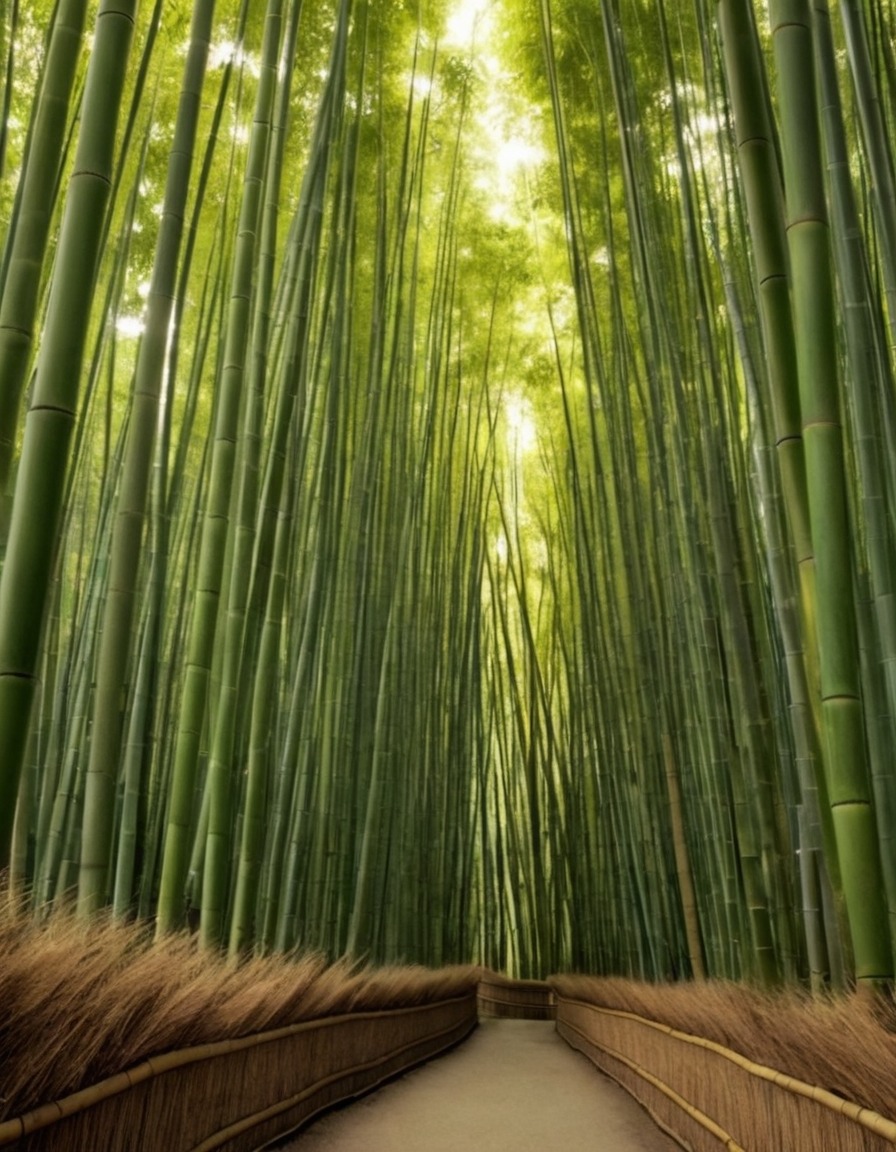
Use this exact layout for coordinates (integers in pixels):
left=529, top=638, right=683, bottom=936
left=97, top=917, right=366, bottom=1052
left=116, top=315, right=144, bottom=339
left=409, top=73, right=433, bottom=99
left=442, top=0, right=545, bottom=225
left=444, top=0, right=491, bottom=47
left=505, top=394, right=537, bottom=456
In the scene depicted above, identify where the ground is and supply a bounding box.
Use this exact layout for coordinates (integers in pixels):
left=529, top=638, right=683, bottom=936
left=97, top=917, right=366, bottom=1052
left=281, top=1017, right=681, bottom=1150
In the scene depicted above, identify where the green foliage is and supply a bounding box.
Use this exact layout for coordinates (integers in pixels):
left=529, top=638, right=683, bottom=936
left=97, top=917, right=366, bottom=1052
left=1, top=0, right=895, bottom=990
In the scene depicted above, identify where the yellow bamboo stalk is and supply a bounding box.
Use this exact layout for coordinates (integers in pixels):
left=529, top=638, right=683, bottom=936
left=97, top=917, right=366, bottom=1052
left=662, top=733, right=706, bottom=980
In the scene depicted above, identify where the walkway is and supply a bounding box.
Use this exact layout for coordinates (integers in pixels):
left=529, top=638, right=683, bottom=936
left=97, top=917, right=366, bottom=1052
left=281, top=1018, right=681, bottom=1151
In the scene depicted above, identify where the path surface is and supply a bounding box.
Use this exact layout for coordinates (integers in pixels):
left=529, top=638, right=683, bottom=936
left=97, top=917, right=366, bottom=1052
left=280, top=1018, right=680, bottom=1151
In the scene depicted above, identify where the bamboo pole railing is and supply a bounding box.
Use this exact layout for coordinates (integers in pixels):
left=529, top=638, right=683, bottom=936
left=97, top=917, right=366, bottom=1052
left=476, top=973, right=557, bottom=1019
left=7, top=979, right=895, bottom=1152
left=554, top=993, right=896, bottom=1152
left=0, top=994, right=477, bottom=1152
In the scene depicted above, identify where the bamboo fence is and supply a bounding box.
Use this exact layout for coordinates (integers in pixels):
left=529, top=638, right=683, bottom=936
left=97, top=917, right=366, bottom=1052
left=476, top=972, right=557, bottom=1020
left=555, top=993, right=896, bottom=1152
left=0, top=994, right=477, bottom=1152
left=5, top=975, right=896, bottom=1150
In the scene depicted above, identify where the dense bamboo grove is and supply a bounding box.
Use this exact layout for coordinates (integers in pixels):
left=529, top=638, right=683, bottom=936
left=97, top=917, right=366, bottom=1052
left=2, top=0, right=896, bottom=992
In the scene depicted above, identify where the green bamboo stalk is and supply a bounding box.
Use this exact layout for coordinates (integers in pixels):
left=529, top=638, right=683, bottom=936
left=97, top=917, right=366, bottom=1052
left=0, top=0, right=136, bottom=868
left=838, top=0, right=896, bottom=357
left=770, top=0, right=892, bottom=983
left=0, top=0, right=89, bottom=497
left=814, top=0, right=896, bottom=954
left=716, top=0, right=855, bottom=976
left=718, top=246, right=840, bottom=985
left=662, top=732, right=706, bottom=979
left=228, top=0, right=349, bottom=957
left=157, top=0, right=285, bottom=939
left=77, top=0, right=216, bottom=915
left=0, top=0, right=19, bottom=182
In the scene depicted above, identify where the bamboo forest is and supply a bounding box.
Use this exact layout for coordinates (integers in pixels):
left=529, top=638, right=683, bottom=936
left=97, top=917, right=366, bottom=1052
left=5, top=0, right=896, bottom=1008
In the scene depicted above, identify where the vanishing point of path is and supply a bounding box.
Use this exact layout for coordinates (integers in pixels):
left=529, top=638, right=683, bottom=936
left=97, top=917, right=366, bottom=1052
left=281, top=1018, right=681, bottom=1151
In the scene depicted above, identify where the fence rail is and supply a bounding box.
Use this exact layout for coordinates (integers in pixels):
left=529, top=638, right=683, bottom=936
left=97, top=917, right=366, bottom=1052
left=9, top=979, right=891, bottom=1152
left=0, top=994, right=477, bottom=1152
left=555, top=994, right=896, bottom=1152
left=476, top=973, right=556, bottom=1020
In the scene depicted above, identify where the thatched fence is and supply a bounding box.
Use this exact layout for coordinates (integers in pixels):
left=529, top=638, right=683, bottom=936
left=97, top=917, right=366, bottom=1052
left=555, top=993, right=896, bottom=1152
left=0, top=995, right=476, bottom=1152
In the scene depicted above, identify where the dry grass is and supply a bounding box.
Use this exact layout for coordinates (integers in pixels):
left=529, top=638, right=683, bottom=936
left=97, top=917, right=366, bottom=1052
left=550, top=973, right=896, bottom=1121
left=0, top=896, right=478, bottom=1123
left=478, top=968, right=553, bottom=991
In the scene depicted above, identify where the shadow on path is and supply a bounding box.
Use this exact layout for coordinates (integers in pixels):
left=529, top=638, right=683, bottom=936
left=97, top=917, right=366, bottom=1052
left=280, top=1018, right=681, bottom=1150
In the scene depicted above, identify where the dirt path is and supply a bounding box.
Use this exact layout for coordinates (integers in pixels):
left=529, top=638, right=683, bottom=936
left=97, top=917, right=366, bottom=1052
left=278, top=1018, right=681, bottom=1150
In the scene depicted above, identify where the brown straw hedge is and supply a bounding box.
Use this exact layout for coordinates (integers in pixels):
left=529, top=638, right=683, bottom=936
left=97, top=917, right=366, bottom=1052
left=0, top=898, right=479, bottom=1125
left=549, top=975, right=896, bottom=1119
left=552, top=977, right=896, bottom=1151
left=0, top=997, right=477, bottom=1152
